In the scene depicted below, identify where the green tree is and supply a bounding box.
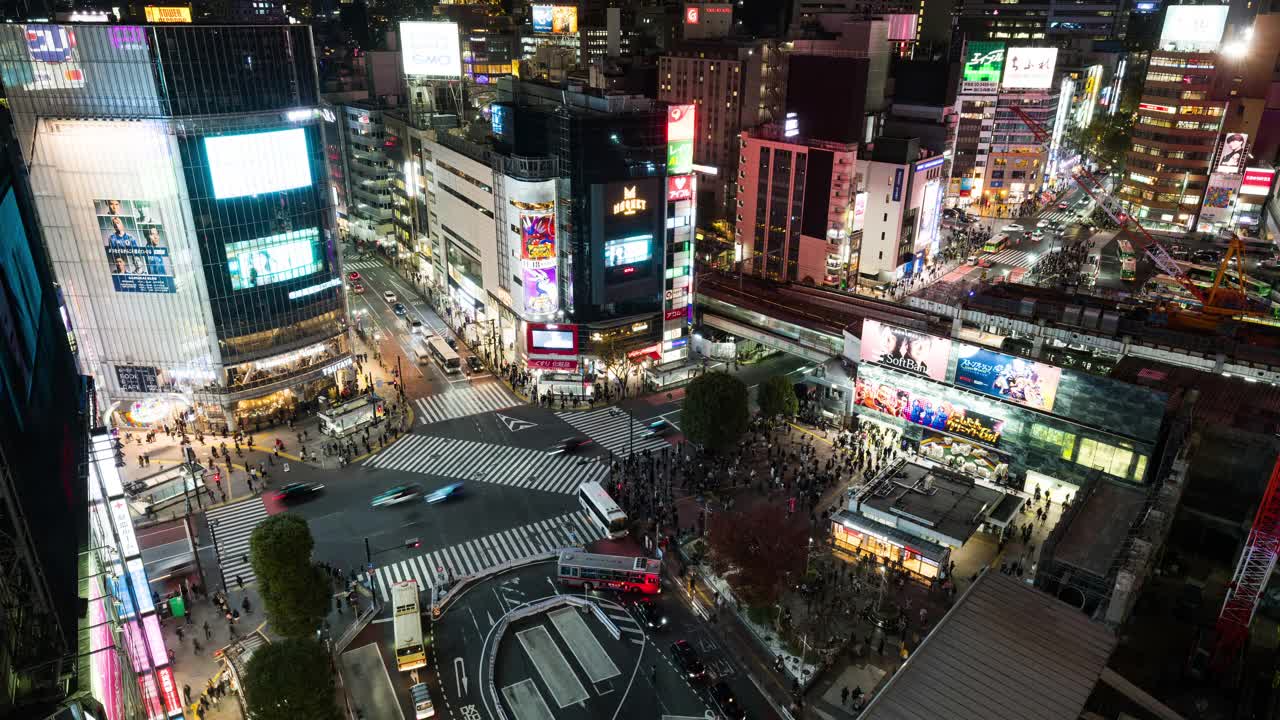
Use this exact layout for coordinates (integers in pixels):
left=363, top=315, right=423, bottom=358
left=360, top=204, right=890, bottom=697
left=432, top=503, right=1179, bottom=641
left=681, top=371, right=749, bottom=453
left=243, top=637, right=342, bottom=720
left=596, top=335, right=632, bottom=398
left=757, top=374, right=799, bottom=419
left=249, top=514, right=330, bottom=639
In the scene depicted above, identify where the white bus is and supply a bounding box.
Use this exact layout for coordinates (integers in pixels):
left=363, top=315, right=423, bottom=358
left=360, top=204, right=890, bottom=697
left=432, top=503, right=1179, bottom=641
left=425, top=336, right=461, bottom=374
left=578, top=481, right=627, bottom=539
left=391, top=580, right=426, bottom=672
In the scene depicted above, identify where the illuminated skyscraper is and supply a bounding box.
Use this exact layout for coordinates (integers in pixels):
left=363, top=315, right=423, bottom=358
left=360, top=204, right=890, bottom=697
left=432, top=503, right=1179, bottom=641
left=0, top=23, right=354, bottom=432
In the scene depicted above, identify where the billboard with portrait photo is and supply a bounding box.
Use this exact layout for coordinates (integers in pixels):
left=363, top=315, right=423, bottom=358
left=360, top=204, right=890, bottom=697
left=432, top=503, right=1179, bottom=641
left=1215, top=133, right=1249, bottom=175
left=1001, top=47, right=1058, bottom=90
left=859, top=320, right=950, bottom=381
left=953, top=345, right=1061, bottom=411
left=97, top=198, right=175, bottom=293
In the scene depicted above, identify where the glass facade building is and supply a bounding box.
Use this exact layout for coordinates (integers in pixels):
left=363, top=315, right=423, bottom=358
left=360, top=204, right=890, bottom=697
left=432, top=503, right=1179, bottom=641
left=0, top=24, right=352, bottom=430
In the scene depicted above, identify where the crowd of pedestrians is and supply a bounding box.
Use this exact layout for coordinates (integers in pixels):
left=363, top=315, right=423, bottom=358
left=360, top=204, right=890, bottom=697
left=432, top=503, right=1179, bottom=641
left=1030, top=239, right=1093, bottom=287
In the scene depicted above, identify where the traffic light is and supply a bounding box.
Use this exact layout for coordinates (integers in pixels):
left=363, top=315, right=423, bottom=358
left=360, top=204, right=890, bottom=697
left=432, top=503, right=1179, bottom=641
left=405, top=538, right=421, bottom=549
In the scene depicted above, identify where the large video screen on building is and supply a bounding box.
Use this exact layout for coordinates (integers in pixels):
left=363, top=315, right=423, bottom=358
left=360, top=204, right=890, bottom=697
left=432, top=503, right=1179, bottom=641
left=400, top=21, right=462, bottom=78
left=961, top=41, right=1004, bottom=94
left=860, top=320, right=950, bottom=381
left=605, top=235, right=652, bottom=268
left=855, top=377, right=1005, bottom=446
left=204, top=128, right=313, bottom=200
left=531, top=5, right=578, bottom=34
left=953, top=345, right=1061, bottom=412
left=667, top=104, right=696, bottom=176
left=226, top=228, right=323, bottom=290
left=97, top=198, right=175, bottom=294
left=1159, top=5, right=1228, bottom=52
left=1001, top=47, right=1058, bottom=90
left=527, top=322, right=578, bottom=355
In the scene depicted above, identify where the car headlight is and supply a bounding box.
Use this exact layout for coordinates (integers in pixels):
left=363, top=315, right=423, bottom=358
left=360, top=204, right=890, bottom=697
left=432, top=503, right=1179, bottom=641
left=661, top=617, right=668, bottom=625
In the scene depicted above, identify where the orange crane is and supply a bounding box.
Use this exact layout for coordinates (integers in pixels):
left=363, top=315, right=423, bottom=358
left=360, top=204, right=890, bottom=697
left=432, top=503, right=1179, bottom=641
left=1007, top=105, right=1266, bottom=329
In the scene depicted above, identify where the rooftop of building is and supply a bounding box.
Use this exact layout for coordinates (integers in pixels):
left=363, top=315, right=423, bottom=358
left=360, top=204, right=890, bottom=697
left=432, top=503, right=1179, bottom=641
left=663, top=37, right=772, bottom=56
left=1044, top=476, right=1146, bottom=579
left=861, top=570, right=1117, bottom=720
left=742, top=124, right=859, bottom=152
left=858, top=459, right=1007, bottom=545
left=497, top=76, right=662, bottom=115
left=1110, top=354, right=1280, bottom=434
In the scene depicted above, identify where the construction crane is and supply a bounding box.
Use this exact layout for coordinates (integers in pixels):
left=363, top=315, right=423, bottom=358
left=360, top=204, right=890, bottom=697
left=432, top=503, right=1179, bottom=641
left=1007, top=105, right=1266, bottom=328
left=1213, top=455, right=1280, bottom=669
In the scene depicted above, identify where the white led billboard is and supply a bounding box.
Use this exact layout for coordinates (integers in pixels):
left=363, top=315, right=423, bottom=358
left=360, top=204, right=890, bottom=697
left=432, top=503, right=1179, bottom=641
left=1001, top=47, right=1058, bottom=90
left=1159, top=6, right=1229, bottom=52
left=205, top=128, right=312, bottom=199
left=401, top=21, right=462, bottom=78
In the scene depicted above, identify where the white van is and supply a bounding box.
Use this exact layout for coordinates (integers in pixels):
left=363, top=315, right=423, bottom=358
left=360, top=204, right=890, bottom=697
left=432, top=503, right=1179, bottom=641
left=414, top=341, right=431, bottom=365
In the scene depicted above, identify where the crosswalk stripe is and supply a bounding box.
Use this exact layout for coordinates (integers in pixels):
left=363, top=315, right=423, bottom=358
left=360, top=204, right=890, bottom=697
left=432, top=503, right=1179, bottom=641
left=363, top=510, right=609, bottom=598
left=344, top=259, right=384, bottom=270
left=365, top=434, right=606, bottom=494
left=205, top=498, right=269, bottom=587
left=555, top=408, right=671, bottom=456
left=414, top=384, right=519, bottom=426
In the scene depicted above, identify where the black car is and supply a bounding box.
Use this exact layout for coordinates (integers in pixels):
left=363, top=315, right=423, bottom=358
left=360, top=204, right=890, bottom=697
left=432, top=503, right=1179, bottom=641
left=670, top=640, right=707, bottom=681
left=1192, top=249, right=1221, bottom=264
left=708, top=681, right=746, bottom=720
left=550, top=437, right=591, bottom=455
left=274, top=481, right=325, bottom=503
left=623, top=594, right=668, bottom=630
left=466, top=356, right=484, bottom=373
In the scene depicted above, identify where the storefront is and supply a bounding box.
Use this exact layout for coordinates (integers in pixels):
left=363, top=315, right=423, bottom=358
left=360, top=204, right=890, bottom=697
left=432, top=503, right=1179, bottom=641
left=832, top=511, right=948, bottom=580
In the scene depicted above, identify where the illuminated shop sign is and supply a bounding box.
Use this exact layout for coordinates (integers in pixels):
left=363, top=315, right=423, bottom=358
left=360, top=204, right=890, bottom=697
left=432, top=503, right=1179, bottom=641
left=288, top=277, right=341, bottom=299
left=144, top=6, right=192, bottom=22
left=667, top=175, right=694, bottom=202
left=612, top=186, right=648, bottom=216
left=667, top=104, right=696, bottom=175
left=854, top=377, right=1005, bottom=446
left=915, top=156, right=945, bottom=173
left=1138, top=102, right=1176, bottom=114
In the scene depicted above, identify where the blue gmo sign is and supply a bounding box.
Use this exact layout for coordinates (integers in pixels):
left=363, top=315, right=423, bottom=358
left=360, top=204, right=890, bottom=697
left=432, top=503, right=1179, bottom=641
left=915, top=156, right=945, bottom=173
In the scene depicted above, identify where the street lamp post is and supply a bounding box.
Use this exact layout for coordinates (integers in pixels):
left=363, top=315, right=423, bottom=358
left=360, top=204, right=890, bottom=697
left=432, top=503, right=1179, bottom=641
left=207, top=519, right=231, bottom=594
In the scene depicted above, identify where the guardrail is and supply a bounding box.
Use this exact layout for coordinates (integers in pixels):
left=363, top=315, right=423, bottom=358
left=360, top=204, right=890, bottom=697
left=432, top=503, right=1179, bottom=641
left=486, top=595, right=599, bottom=720
left=334, top=596, right=381, bottom=655
left=431, top=548, right=570, bottom=619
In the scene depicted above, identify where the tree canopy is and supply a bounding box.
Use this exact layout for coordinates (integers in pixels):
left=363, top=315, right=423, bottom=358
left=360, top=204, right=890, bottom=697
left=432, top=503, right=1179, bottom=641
left=243, top=637, right=342, bottom=720
left=757, top=374, right=799, bottom=419
left=706, top=503, right=809, bottom=607
left=249, top=513, right=330, bottom=639
left=681, top=371, right=750, bottom=453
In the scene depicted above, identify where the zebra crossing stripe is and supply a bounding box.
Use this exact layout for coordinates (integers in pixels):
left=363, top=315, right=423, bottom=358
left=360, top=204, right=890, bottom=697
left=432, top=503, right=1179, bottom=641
left=414, top=384, right=519, bottom=426
left=366, top=434, right=606, bottom=494
left=555, top=408, right=671, bottom=456
left=365, top=509, right=609, bottom=600
left=206, top=499, right=270, bottom=587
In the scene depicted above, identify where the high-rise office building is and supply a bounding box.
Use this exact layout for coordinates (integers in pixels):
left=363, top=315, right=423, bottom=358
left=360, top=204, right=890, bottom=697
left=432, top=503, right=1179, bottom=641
left=953, top=0, right=1123, bottom=44
left=0, top=23, right=354, bottom=432
left=658, top=39, right=784, bottom=219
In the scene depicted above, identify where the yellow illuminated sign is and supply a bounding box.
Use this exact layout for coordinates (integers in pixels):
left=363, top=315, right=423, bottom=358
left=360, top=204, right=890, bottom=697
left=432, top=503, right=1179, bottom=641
left=612, top=186, right=647, bottom=216
left=145, top=6, right=193, bottom=23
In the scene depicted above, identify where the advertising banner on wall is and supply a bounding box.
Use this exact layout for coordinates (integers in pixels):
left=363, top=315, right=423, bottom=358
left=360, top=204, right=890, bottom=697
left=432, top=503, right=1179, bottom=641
left=668, top=174, right=694, bottom=202
left=859, top=320, right=950, bottom=381
left=519, top=212, right=558, bottom=315
left=1240, top=167, right=1276, bottom=196
left=1001, top=47, right=1058, bottom=90
left=400, top=21, right=462, bottom=78
left=523, top=266, right=558, bottom=314
left=20, top=24, right=86, bottom=90
left=667, top=104, right=696, bottom=176
left=97, top=198, right=176, bottom=293
left=916, top=180, right=943, bottom=252
left=953, top=345, right=1061, bottom=411
left=855, top=377, right=1005, bottom=446
left=1214, top=133, right=1249, bottom=175
left=960, top=41, right=1005, bottom=94
left=886, top=14, right=918, bottom=41
left=520, top=212, right=555, bottom=261
left=1199, top=173, right=1240, bottom=225
left=1158, top=5, right=1229, bottom=52
left=852, top=192, right=867, bottom=232
left=531, top=5, right=579, bottom=34
left=115, top=366, right=160, bottom=393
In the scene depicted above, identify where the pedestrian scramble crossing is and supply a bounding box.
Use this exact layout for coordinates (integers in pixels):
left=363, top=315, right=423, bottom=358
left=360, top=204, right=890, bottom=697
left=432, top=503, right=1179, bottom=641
left=365, top=434, right=607, bottom=493
left=555, top=407, right=671, bottom=456
left=414, top=383, right=519, bottom=426
left=344, top=259, right=384, bottom=271
left=205, top=498, right=269, bottom=588
left=1037, top=209, right=1085, bottom=226
left=985, top=247, right=1037, bottom=269
left=364, top=510, right=606, bottom=599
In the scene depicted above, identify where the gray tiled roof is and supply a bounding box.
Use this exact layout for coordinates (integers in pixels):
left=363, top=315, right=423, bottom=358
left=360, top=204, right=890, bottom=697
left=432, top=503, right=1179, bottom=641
left=862, top=571, right=1116, bottom=720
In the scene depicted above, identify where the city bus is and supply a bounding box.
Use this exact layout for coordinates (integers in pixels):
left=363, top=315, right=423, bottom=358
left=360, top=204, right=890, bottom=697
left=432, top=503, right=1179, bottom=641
left=425, top=336, right=461, bottom=374
left=578, top=481, right=628, bottom=539
left=1116, top=237, right=1136, bottom=281
left=556, top=550, right=662, bottom=594
left=982, top=234, right=1010, bottom=254
left=1180, top=263, right=1272, bottom=301
left=392, top=580, right=427, bottom=672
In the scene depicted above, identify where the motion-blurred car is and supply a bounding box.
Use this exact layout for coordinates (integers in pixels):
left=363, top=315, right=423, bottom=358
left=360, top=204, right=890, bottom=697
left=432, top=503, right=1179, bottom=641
left=274, top=482, right=324, bottom=504
left=671, top=640, right=707, bottom=682
left=976, top=257, right=994, bottom=268
left=1057, top=202, right=1069, bottom=210
left=643, top=419, right=672, bottom=438
left=549, top=437, right=592, bottom=455
left=424, top=482, right=464, bottom=504
left=1031, top=229, right=1046, bottom=241
left=383, top=290, right=397, bottom=304
left=466, top=356, right=484, bottom=373
left=1001, top=224, right=1026, bottom=235
left=410, top=319, right=426, bottom=335
left=708, top=682, right=746, bottom=720
left=348, top=271, right=361, bottom=282
left=625, top=595, right=668, bottom=630
left=393, top=302, right=408, bottom=316
left=371, top=484, right=423, bottom=508
left=350, top=282, right=365, bottom=294
left=1036, top=219, right=1050, bottom=229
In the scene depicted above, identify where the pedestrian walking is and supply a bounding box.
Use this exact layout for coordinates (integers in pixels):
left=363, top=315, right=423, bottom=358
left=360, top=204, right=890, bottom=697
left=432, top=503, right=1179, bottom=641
left=242, top=595, right=252, bottom=614
left=235, top=574, right=244, bottom=591
left=203, top=621, right=212, bottom=641
left=176, top=625, right=184, bottom=642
